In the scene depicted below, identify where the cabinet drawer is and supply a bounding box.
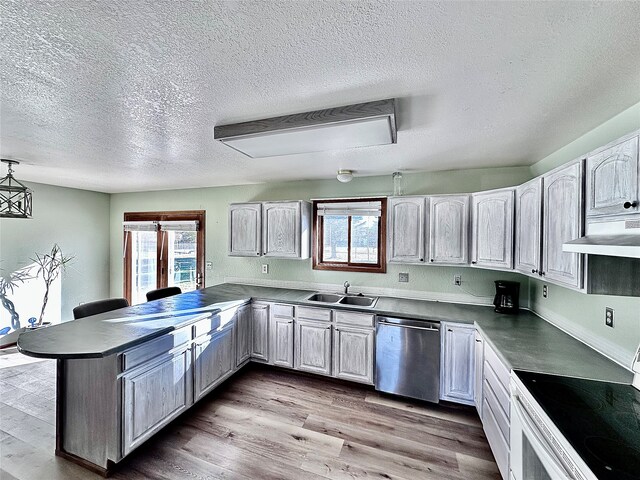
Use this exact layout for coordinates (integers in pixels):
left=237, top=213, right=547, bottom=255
left=484, top=342, right=510, bottom=389
left=194, top=309, right=236, bottom=338
left=335, top=310, right=374, bottom=327
left=272, top=304, right=294, bottom=318
left=484, top=360, right=510, bottom=420
left=122, top=327, right=191, bottom=371
left=297, top=306, right=331, bottom=322
left=482, top=396, right=510, bottom=480
left=483, top=379, right=509, bottom=444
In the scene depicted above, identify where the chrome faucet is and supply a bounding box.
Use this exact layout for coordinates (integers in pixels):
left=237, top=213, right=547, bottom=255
left=343, top=281, right=350, bottom=295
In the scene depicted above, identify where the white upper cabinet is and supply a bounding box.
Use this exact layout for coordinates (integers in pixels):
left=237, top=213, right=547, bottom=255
left=229, top=203, right=262, bottom=257
left=586, top=135, right=639, bottom=217
left=542, top=161, right=584, bottom=289
left=515, top=178, right=543, bottom=276
left=229, top=201, right=311, bottom=258
left=428, top=195, right=469, bottom=265
left=388, top=196, right=427, bottom=263
left=263, top=201, right=302, bottom=258
left=470, top=189, right=514, bottom=270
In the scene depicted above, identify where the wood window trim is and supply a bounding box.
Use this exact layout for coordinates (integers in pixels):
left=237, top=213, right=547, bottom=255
left=312, top=198, right=387, bottom=273
left=123, top=210, right=205, bottom=304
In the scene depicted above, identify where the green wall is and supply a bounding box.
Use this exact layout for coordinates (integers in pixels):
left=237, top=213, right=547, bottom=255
left=528, top=101, right=640, bottom=368
left=109, top=167, right=532, bottom=306
left=0, top=182, right=111, bottom=322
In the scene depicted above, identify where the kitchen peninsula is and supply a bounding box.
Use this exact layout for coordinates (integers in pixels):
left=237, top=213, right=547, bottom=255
left=17, top=283, right=632, bottom=477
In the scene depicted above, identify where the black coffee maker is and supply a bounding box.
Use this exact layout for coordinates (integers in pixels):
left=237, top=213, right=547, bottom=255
left=493, top=281, right=520, bottom=314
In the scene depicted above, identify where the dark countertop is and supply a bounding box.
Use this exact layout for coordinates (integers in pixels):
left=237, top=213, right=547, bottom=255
left=16, top=283, right=634, bottom=384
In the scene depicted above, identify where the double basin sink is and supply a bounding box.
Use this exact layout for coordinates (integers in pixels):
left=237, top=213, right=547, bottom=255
left=306, top=292, right=379, bottom=308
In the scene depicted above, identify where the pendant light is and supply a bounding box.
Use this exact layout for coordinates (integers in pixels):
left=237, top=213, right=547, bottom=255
left=0, top=159, right=33, bottom=219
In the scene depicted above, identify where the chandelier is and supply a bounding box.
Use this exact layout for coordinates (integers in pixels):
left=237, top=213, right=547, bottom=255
left=0, top=159, right=32, bottom=219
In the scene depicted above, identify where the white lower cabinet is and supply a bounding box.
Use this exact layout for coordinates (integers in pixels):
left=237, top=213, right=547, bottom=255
left=194, top=323, right=236, bottom=401
left=235, top=305, right=252, bottom=366
left=122, top=346, right=192, bottom=455
left=440, top=322, right=476, bottom=405
left=251, top=303, right=270, bottom=362
left=271, top=316, right=295, bottom=368
left=482, top=341, right=511, bottom=480
left=294, top=319, right=332, bottom=376
left=333, top=325, right=374, bottom=384
left=474, top=330, right=484, bottom=419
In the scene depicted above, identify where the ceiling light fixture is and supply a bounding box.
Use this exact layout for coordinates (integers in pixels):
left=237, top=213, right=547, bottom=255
left=0, top=159, right=32, bottom=219
left=337, top=169, right=354, bottom=183
left=214, top=98, right=397, bottom=158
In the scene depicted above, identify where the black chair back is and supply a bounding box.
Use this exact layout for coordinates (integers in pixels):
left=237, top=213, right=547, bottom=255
left=146, top=286, right=182, bottom=302
left=73, top=298, right=129, bottom=320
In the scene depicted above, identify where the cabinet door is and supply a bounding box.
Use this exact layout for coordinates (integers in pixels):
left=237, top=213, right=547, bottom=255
left=470, top=189, right=514, bottom=269
left=333, top=326, right=374, bottom=384
left=388, top=197, right=427, bottom=263
left=229, top=203, right=262, bottom=257
left=271, top=316, right=294, bottom=368
left=429, top=195, right=469, bottom=264
left=251, top=303, right=270, bottom=362
left=235, top=305, right=252, bottom=367
left=515, top=178, right=543, bottom=276
left=294, top=319, right=332, bottom=376
left=586, top=135, right=639, bottom=217
left=262, top=202, right=301, bottom=258
left=194, top=324, right=235, bottom=401
left=440, top=323, right=475, bottom=405
left=542, top=161, right=584, bottom=289
left=123, top=348, right=191, bottom=455
left=474, top=331, right=484, bottom=418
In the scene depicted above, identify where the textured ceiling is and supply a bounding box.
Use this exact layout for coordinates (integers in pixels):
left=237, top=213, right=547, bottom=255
left=1, top=1, right=639, bottom=193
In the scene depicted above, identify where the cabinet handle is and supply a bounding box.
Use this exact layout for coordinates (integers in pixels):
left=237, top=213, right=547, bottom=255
left=476, top=339, right=482, bottom=343
left=430, top=259, right=434, bottom=262
left=541, top=271, right=546, bottom=276
left=420, top=258, right=424, bottom=262
left=447, top=328, right=453, bottom=332
left=471, top=261, right=477, bottom=265
left=531, top=269, right=538, bottom=274
left=623, top=201, right=638, bottom=209
left=256, top=252, right=260, bottom=255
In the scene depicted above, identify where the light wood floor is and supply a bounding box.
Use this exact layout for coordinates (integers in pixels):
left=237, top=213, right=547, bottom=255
left=0, top=359, right=500, bottom=480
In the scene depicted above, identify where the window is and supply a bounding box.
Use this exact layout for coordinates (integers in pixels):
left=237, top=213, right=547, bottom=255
left=313, top=198, right=386, bottom=273
left=123, top=211, right=205, bottom=305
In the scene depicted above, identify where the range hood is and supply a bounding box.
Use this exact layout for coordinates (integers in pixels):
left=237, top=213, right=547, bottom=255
left=564, top=218, right=640, bottom=258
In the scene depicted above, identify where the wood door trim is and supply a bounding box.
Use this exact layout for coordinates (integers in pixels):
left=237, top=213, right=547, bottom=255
left=123, top=210, right=205, bottom=304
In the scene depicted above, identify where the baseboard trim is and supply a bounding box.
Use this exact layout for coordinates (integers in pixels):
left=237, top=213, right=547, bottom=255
left=223, top=276, right=495, bottom=306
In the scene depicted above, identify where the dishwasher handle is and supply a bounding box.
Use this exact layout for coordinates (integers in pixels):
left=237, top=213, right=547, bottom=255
left=377, top=319, right=440, bottom=332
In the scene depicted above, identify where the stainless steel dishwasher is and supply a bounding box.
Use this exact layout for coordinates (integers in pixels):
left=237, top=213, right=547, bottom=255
left=375, top=316, right=440, bottom=403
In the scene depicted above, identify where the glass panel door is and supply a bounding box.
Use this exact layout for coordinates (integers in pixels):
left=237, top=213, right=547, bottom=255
left=130, top=231, right=157, bottom=306
left=166, top=230, right=198, bottom=292
left=124, top=211, right=204, bottom=305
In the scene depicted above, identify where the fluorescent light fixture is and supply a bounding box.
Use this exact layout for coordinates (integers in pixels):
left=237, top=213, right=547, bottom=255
left=215, top=99, right=397, bottom=158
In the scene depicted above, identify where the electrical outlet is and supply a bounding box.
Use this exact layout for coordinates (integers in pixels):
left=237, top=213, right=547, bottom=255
left=398, top=272, right=409, bottom=283
left=605, top=307, right=614, bottom=328
left=261, top=264, right=269, bottom=274
left=542, top=284, right=548, bottom=298
left=206, top=261, right=213, bottom=270
left=454, top=275, right=462, bottom=286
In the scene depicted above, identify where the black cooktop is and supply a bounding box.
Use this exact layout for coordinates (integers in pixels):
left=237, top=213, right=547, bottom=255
left=515, top=371, right=640, bottom=480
